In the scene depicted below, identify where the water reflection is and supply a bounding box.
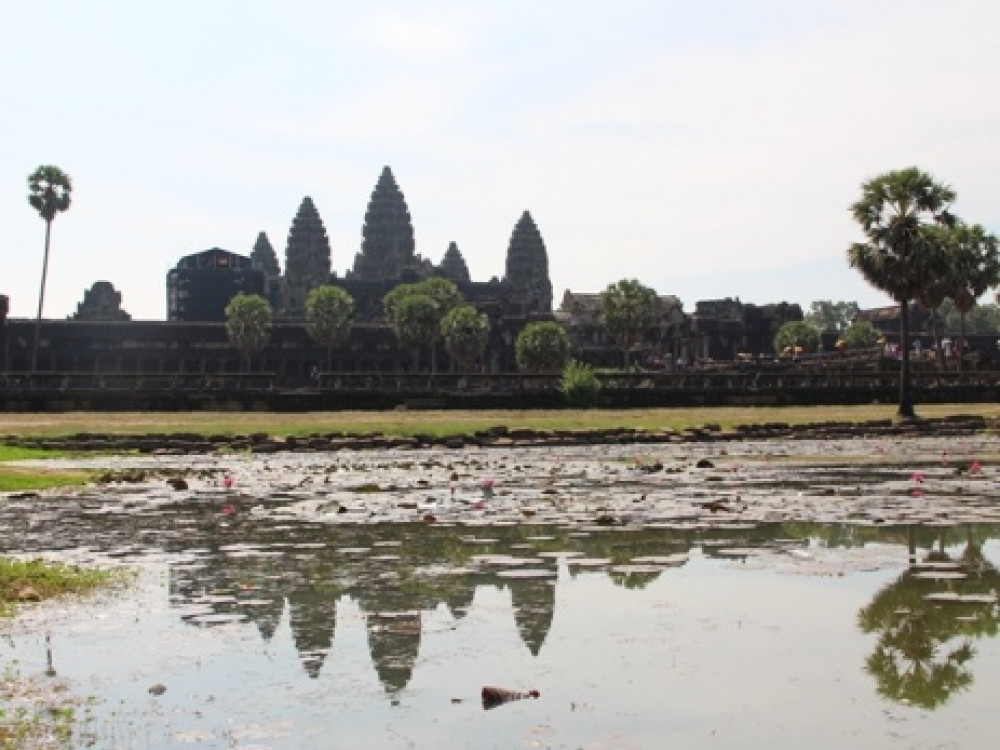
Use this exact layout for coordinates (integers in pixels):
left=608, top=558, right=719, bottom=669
left=858, top=526, right=1000, bottom=708
left=3, top=490, right=1000, bottom=708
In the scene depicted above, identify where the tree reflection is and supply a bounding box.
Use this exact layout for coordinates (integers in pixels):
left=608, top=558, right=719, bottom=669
left=858, top=526, right=1000, bottom=709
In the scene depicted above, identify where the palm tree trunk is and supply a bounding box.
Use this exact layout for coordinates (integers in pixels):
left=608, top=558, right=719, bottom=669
left=931, top=309, right=944, bottom=371
left=958, top=312, right=967, bottom=374
left=897, top=300, right=915, bottom=419
left=31, top=219, right=52, bottom=371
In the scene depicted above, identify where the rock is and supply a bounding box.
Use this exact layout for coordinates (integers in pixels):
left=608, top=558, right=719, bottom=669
left=148, top=683, right=167, bottom=696
left=481, top=685, right=540, bottom=710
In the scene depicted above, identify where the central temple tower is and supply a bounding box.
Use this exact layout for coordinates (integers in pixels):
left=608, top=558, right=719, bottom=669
left=349, top=167, right=428, bottom=281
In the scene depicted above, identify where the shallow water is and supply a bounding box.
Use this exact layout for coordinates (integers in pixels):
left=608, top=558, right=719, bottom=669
left=3, top=438, right=1000, bottom=749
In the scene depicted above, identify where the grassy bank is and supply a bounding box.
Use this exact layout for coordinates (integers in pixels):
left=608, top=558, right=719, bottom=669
left=0, top=447, right=93, bottom=493
left=1, top=404, right=999, bottom=440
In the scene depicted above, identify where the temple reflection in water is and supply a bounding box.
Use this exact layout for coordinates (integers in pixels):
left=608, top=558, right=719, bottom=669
left=159, top=519, right=1000, bottom=702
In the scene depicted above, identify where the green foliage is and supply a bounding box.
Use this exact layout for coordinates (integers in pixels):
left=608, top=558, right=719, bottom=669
left=840, top=320, right=881, bottom=349
left=847, top=166, right=956, bottom=416
left=27, top=165, right=72, bottom=223
left=440, top=305, right=490, bottom=371
left=515, top=321, right=571, bottom=372
left=1, top=558, right=112, bottom=615
left=937, top=300, right=1000, bottom=334
left=560, top=359, right=600, bottom=407
left=805, top=300, right=860, bottom=332
left=947, top=223, right=1000, bottom=315
left=305, top=285, right=354, bottom=367
left=598, top=279, right=659, bottom=367
left=773, top=320, right=820, bottom=354
left=383, top=278, right=464, bottom=372
left=0, top=467, right=91, bottom=492
left=392, top=295, right=438, bottom=351
left=847, top=167, right=956, bottom=304
left=224, top=293, right=273, bottom=368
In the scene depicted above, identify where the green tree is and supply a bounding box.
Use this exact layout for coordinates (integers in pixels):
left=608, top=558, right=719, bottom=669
left=383, top=278, right=462, bottom=372
left=598, top=279, right=659, bottom=369
left=841, top=319, right=881, bottom=349
left=440, top=305, right=490, bottom=372
left=847, top=167, right=956, bottom=418
left=225, top=293, right=273, bottom=371
left=560, top=359, right=600, bottom=407
left=305, top=285, right=354, bottom=371
left=804, top=300, right=860, bottom=332
left=773, top=320, right=820, bottom=355
left=515, top=321, right=571, bottom=372
left=27, top=165, right=72, bottom=371
left=387, top=293, right=438, bottom=372
left=946, top=223, right=1000, bottom=372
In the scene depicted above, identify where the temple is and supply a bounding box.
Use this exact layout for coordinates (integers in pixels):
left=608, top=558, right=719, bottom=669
left=1, top=165, right=811, bottom=383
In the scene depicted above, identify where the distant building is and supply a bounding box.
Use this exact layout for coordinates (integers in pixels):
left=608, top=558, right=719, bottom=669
left=167, top=248, right=265, bottom=322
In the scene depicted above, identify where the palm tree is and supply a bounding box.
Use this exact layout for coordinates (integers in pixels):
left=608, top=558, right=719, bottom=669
left=28, top=165, right=72, bottom=371
left=847, top=167, right=955, bottom=418
left=946, top=223, right=1000, bottom=373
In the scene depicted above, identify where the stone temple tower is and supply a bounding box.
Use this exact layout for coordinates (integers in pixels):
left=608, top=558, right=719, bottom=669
left=350, top=166, right=424, bottom=281
left=503, top=211, right=552, bottom=314
left=282, top=196, right=331, bottom=317
left=438, top=241, right=471, bottom=283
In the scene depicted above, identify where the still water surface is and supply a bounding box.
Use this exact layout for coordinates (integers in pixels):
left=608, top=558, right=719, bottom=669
left=3, top=444, right=1000, bottom=749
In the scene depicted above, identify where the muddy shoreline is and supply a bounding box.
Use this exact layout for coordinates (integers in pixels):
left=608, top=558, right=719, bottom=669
left=4, top=413, right=995, bottom=455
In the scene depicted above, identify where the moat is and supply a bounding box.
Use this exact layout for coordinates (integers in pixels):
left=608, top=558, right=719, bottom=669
left=3, top=436, right=1000, bottom=749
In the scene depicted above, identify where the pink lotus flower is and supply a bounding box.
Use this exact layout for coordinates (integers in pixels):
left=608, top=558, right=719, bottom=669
left=911, top=472, right=924, bottom=484
left=222, top=504, right=236, bottom=515
left=970, top=461, right=982, bottom=474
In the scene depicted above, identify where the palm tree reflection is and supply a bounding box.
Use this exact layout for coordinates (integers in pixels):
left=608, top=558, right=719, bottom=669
left=858, top=526, right=1000, bottom=709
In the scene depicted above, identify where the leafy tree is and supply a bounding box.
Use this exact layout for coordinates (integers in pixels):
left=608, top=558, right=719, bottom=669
left=305, top=285, right=354, bottom=371
left=841, top=320, right=881, bottom=349
left=804, top=300, right=860, bottom=332
left=383, top=278, right=462, bottom=372
left=27, top=165, right=72, bottom=371
left=515, top=321, right=571, bottom=372
left=847, top=167, right=956, bottom=418
left=387, top=293, right=438, bottom=372
left=560, top=359, right=600, bottom=407
left=225, top=293, right=272, bottom=371
left=598, top=279, right=659, bottom=368
left=773, top=320, right=820, bottom=355
left=946, top=223, right=1000, bottom=372
left=440, top=305, right=490, bottom=372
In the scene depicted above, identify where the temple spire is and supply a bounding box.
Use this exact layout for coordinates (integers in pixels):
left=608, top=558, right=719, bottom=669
left=350, top=166, right=422, bottom=281
left=282, top=196, right=331, bottom=317
left=438, top=241, right=471, bottom=283
left=503, top=211, right=552, bottom=314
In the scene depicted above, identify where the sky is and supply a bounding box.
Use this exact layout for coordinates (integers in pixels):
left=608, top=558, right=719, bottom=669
left=4, top=1, right=1000, bottom=321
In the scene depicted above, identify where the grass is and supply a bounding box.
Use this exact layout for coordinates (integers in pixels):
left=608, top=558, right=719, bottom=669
left=0, top=446, right=95, bottom=493
left=1, top=404, right=999, bottom=440
left=0, top=558, right=113, bottom=617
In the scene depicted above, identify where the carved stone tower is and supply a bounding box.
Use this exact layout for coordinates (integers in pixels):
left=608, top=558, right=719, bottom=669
left=282, top=197, right=331, bottom=317
left=503, top=211, right=552, bottom=314
left=251, top=231, right=280, bottom=280
left=350, top=167, right=422, bottom=281
left=250, top=231, right=281, bottom=308
left=438, top=241, right=471, bottom=283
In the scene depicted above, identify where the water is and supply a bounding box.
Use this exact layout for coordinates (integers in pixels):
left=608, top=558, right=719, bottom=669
left=3, top=439, right=1000, bottom=749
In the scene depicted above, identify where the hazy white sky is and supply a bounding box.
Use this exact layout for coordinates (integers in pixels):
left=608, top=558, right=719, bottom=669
left=4, top=1, right=999, bottom=320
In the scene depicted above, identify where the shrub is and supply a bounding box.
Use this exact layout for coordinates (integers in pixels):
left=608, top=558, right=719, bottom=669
left=560, top=359, right=600, bottom=407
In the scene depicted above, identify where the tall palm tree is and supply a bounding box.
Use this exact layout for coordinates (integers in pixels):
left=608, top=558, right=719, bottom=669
left=946, top=223, right=1000, bottom=373
left=847, top=167, right=955, bottom=418
left=28, top=165, right=72, bottom=371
